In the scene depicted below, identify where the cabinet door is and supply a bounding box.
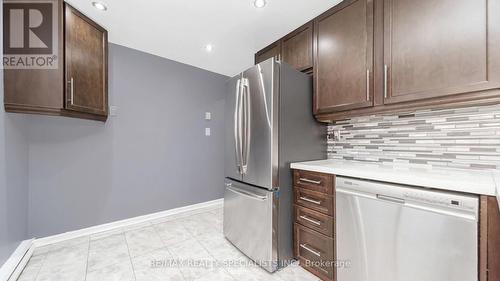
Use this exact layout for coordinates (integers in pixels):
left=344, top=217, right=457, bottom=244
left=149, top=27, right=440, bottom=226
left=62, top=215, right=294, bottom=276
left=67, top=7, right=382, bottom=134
left=255, top=41, right=281, bottom=64
left=65, top=4, right=108, bottom=116
left=314, top=0, right=374, bottom=114
left=383, top=0, right=500, bottom=104
left=487, top=197, right=500, bottom=281
left=282, top=22, right=313, bottom=72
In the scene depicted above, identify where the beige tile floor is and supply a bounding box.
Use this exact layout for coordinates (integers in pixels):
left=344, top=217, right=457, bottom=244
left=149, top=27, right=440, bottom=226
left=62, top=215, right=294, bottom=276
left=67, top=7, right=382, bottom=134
left=17, top=208, right=319, bottom=281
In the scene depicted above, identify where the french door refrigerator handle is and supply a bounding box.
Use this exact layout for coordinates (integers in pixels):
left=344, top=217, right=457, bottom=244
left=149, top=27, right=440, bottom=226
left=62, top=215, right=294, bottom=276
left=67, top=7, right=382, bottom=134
left=234, top=78, right=243, bottom=174
left=240, top=78, right=251, bottom=175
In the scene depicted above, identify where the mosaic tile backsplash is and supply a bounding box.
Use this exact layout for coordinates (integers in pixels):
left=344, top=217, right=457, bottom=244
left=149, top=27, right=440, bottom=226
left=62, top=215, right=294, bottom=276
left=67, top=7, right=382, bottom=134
left=327, top=104, right=500, bottom=170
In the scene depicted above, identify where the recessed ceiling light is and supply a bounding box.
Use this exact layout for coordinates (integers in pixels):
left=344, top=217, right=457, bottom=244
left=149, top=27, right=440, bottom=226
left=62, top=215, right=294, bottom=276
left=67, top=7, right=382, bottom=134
left=92, top=1, right=107, bottom=11
left=254, top=0, right=267, bottom=8
left=205, top=44, right=213, bottom=53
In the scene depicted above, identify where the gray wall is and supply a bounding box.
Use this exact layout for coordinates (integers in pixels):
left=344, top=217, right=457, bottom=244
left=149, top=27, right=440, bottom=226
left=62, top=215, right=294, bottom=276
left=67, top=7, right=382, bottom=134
left=27, top=44, right=228, bottom=237
left=0, top=3, right=30, bottom=264
left=0, top=110, right=30, bottom=266
left=0, top=96, right=30, bottom=266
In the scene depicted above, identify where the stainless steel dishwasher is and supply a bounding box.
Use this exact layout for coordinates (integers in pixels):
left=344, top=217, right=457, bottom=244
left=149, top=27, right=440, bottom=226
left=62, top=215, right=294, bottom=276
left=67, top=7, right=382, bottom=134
left=336, top=176, right=479, bottom=281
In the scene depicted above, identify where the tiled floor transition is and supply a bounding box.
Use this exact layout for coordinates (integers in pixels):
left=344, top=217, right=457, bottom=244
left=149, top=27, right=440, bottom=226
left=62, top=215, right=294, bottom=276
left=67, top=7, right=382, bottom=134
left=17, top=207, right=319, bottom=281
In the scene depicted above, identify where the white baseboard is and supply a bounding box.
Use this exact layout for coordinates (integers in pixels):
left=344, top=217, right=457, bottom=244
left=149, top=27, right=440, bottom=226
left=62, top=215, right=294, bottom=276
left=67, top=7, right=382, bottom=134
left=0, top=239, right=34, bottom=281
left=33, top=198, right=223, bottom=248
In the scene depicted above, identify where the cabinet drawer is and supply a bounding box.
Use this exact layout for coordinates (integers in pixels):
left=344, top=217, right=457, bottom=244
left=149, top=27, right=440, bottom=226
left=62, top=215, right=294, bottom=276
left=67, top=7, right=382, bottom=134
left=294, top=170, right=334, bottom=194
left=295, top=205, right=334, bottom=237
left=295, top=188, right=334, bottom=216
left=294, top=223, right=334, bottom=280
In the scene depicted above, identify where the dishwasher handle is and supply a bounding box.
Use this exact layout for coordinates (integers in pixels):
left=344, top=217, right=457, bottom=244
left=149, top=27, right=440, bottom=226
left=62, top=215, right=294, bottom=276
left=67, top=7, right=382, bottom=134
left=377, top=194, right=405, bottom=204
left=337, top=187, right=477, bottom=221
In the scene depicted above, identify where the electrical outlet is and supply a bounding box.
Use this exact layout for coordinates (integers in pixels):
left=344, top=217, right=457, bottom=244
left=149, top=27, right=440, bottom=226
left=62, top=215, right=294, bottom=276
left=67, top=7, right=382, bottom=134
left=334, top=130, right=341, bottom=141
left=205, top=128, right=211, bottom=136
left=329, top=130, right=341, bottom=142
left=205, top=112, right=211, bottom=120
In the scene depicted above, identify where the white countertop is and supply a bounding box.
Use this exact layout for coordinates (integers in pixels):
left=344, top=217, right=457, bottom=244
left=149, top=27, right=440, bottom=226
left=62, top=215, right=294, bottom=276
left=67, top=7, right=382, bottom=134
left=291, top=159, right=499, bottom=199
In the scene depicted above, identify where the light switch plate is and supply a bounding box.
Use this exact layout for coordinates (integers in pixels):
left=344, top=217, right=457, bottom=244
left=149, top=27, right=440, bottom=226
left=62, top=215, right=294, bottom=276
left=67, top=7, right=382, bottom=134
left=109, top=105, right=118, bottom=117
left=205, top=112, right=211, bottom=120
left=205, top=128, right=211, bottom=136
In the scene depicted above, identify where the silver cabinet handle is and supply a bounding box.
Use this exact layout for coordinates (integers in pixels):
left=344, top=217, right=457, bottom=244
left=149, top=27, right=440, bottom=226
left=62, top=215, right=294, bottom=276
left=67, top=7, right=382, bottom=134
left=299, top=178, right=321, bottom=185
left=366, top=69, right=370, bottom=101
left=299, top=196, right=321, bottom=205
left=300, top=244, right=321, bottom=257
left=68, top=77, right=74, bottom=105
left=384, top=65, right=388, bottom=99
left=226, top=186, right=267, bottom=201
left=299, top=215, right=321, bottom=226
left=234, top=78, right=243, bottom=174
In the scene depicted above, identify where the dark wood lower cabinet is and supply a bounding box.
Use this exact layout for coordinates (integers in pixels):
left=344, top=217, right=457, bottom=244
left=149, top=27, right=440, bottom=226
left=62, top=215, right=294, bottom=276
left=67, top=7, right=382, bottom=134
left=294, top=223, right=335, bottom=281
left=480, top=196, right=500, bottom=281
left=295, top=205, right=334, bottom=237
left=293, top=169, right=335, bottom=281
left=293, top=170, right=500, bottom=281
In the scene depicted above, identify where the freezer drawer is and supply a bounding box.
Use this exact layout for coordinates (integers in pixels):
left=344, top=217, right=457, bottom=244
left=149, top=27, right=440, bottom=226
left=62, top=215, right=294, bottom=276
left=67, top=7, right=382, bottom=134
left=223, top=178, right=277, bottom=272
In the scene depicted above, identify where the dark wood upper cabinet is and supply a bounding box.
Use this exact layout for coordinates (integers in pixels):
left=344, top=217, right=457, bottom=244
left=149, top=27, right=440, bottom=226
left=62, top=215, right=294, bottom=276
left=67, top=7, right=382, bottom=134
left=256, top=0, right=500, bottom=121
left=65, top=4, right=108, bottom=116
left=282, top=22, right=313, bottom=72
left=255, top=41, right=281, bottom=64
left=256, top=23, right=314, bottom=73
left=314, top=0, right=374, bottom=114
left=383, top=0, right=500, bottom=104
left=3, top=1, right=108, bottom=121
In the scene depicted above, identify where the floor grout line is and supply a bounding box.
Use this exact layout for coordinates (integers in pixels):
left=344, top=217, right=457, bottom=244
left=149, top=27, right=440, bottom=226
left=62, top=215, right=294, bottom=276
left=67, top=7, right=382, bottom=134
left=123, top=229, right=138, bottom=281
left=83, top=236, right=91, bottom=281
left=150, top=223, right=188, bottom=281
left=194, top=234, right=237, bottom=281
left=18, top=208, right=308, bottom=281
left=20, top=253, right=48, bottom=281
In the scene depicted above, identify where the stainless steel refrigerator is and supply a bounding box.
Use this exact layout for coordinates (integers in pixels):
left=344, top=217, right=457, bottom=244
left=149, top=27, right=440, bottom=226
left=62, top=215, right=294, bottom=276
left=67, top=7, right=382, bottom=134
left=223, top=58, right=324, bottom=272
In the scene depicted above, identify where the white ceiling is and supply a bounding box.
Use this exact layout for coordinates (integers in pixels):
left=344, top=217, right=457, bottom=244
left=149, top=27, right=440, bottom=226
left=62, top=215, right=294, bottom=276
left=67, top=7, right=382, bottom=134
left=66, top=0, right=340, bottom=77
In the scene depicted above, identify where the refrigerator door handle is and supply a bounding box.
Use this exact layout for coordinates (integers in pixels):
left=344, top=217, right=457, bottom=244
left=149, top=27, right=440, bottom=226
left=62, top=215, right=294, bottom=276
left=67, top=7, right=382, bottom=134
left=241, top=78, right=251, bottom=175
left=226, top=185, right=267, bottom=201
left=234, top=78, right=243, bottom=174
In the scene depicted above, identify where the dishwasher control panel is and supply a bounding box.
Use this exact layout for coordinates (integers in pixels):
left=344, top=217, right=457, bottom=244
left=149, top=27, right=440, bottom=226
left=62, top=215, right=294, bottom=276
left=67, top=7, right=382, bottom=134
left=403, top=191, right=476, bottom=211
left=336, top=176, right=479, bottom=213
